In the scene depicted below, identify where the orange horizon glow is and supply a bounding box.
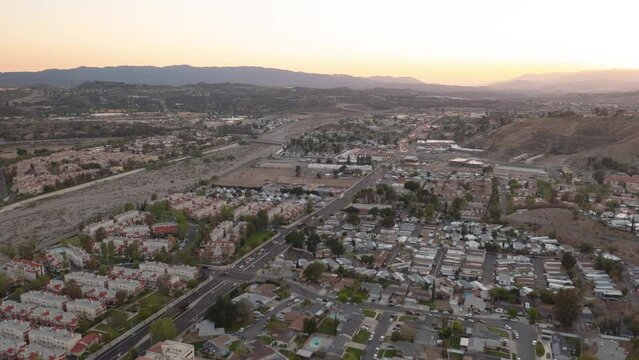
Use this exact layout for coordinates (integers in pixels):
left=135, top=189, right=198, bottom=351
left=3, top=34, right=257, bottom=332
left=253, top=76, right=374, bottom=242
left=2, top=0, right=639, bottom=86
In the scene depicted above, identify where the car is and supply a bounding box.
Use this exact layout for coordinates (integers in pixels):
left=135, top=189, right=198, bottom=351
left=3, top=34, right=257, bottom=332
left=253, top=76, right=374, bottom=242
left=380, top=336, right=384, bottom=342
left=369, top=334, right=374, bottom=341
left=532, top=340, right=537, bottom=346
left=503, top=324, right=512, bottom=330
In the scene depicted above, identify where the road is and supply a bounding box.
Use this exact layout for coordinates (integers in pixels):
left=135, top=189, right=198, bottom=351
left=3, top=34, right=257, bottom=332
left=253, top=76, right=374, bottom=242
left=96, top=280, right=237, bottom=360
left=364, top=312, right=392, bottom=360
left=97, top=166, right=386, bottom=359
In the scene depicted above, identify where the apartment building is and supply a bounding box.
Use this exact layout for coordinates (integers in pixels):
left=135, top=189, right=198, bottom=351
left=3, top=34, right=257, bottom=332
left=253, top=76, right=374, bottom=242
left=20, top=292, right=68, bottom=310
left=64, top=272, right=108, bottom=288
left=0, top=320, right=31, bottom=342
left=166, top=265, right=198, bottom=282
left=5, top=260, right=45, bottom=282
left=28, top=326, right=81, bottom=351
left=137, top=340, right=195, bottom=360
left=66, top=299, right=106, bottom=320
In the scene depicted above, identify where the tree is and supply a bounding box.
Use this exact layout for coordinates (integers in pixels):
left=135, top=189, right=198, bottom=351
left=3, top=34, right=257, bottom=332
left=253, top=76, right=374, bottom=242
left=149, top=317, right=177, bottom=342
left=403, top=181, right=419, bottom=192
left=528, top=307, right=539, bottom=324
left=79, top=234, right=95, bottom=253
left=561, top=252, right=577, bottom=271
left=507, top=308, right=518, bottom=318
left=0, top=273, right=9, bottom=296
left=63, top=280, right=83, bottom=300
left=360, top=255, right=375, bottom=266
left=303, top=318, right=317, bottom=335
left=16, top=148, right=27, bottom=156
left=346, top=213, right=360, bottom=226
left=325, top=237, right=345, bottom=256
left=116, top=290, right=128, bottom=306
left=305, top=200, right=315, bottom=214
left=284, top=231, right=304, bottom=248
left=0, top=245, right=17, bottom=260
left=95, top=227, right=107, bottom=242
left=295, top=165, right=302, bottom=177
left=303, top=262, right=326, bottom=283
left=553, top=288, right=580, bottom=327
left=17, top=240, right=37, bottom=260
left=593, top=169, right=606, bottom=185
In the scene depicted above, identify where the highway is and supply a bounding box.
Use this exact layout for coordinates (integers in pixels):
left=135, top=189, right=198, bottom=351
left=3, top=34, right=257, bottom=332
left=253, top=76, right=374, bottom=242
left=96, top=166, right=386, bottom=359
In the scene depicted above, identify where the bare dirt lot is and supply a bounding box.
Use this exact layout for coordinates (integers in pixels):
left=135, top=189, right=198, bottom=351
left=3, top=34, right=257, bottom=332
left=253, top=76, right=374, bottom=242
left=216, top=166, right=356, bottom=188
left=0, top=114, right=347, bottom=255
left=504, top=207, right=639, bottom=265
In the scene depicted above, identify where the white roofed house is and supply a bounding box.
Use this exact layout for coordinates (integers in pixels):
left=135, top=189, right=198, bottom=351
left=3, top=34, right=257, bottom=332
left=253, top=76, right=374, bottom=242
left=0, top=319, right=31, bottom=342
left=139, top=261, right=169, bottom=275
left=140, top=238, right=172, bottom=257
left=121, top=225, right=151, bottom=239
left=99, top=237, right=134, bottom=255
left=65, top=272, right=109, bottom=288
left=167, top=265, right=199, bottom=282
left=65, top=246, right=91, bottom=268
left=20, top=291, right=68, bottom=310
left=5, top=259, right=45, bottom=282
left=20, top=343, right=66, bottom=360
left=108, top=278, right=144, bottom=295
left=66, top=299, right=106, bottom=320
left=28, top=326, right=82, bottom=351
left=0, top=336, right=26, bottom=358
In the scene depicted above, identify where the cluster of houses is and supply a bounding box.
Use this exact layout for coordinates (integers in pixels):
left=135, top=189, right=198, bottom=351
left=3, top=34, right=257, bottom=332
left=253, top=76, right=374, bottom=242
left=10, top=147, right=158, bottom=195
left=83, top=210, right=178, bottom=259
left=578, top=256, right=624, bottom=300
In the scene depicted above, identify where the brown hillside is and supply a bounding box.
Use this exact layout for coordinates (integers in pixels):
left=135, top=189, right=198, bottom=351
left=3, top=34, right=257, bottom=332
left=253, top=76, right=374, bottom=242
left=472, top=117, right=639, bottom=166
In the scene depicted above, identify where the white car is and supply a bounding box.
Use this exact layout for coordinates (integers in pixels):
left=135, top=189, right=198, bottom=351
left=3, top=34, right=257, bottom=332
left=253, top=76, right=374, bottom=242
left=532, top=340, right=537, bottom=346
left=503, top=324, right=512, bottom=330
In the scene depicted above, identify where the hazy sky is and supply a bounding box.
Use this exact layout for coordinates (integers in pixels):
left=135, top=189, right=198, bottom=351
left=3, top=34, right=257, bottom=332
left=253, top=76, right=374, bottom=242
left=1, top=0, right=638, bottom=85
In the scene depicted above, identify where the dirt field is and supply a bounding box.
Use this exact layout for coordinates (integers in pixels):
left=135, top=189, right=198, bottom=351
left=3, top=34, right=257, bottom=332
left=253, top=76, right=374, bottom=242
left=216, top=166, right=356, bottom=188
left=504, top=208, right=639, bottom=265
left=0, top=113, right=348, bottom=257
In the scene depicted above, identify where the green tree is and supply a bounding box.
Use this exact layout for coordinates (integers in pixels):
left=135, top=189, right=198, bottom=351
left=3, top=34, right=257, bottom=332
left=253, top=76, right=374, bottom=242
left=18, top=240, right=37, bottom=260
left=303, top=262, right=326, bottom=283
left=553, top=288, right=580, bottom=327
left=149, top=317, right=177, bottom=342
left=303, top=318, right=317, bottom=335
left=116, top=290, right=128, bottom=306
left=0, top=273, right=9, bottom=296
left=507, top=308, right=518, bottom=318
left=63, top=280, right=83, bottom=300
left=561, top=252, right=577, bottom=271
left=528, top=307, right=539, bottom=324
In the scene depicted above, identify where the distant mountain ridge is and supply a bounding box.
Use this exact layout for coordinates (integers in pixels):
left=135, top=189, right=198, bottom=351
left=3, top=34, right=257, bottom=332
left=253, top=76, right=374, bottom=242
left=490, top=69, right=639, bottom=93
left=0, top=65, right=467, bottom=92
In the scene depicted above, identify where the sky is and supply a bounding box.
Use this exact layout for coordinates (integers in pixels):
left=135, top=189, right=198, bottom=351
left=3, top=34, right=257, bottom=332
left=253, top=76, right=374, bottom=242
left=1, top=0, right=639, bottom=85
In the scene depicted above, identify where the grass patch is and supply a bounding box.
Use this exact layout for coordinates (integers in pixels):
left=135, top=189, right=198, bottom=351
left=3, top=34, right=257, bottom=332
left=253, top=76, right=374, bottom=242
left=317, top=318, right=338, bottom=335
left=362, top=309, right=376, bottom=318
left=266, top=319, right=289, bottom=331
left=61, top=236, right=82, bottom=247
left=352, top=328, right=371, bottom=344
left=380, top=349, right=398, bottom=358
left=399, top=315, right=418, bottom=321
left=294, top=334, right=308, bottom=347
left=94, top=324, right=123, bottom=339
left=258, top=336, right=272, bottom=345
left=485, top=349, right=510, bottom=358
left=228, top=340, right=241, bottom=352
left=236, top=230, right=276, bottom=257
left=535, top=342, right=545, bottom=357
left=488, top=327, right=509, bottom=338
left=343, top=347, right=363, bottom=359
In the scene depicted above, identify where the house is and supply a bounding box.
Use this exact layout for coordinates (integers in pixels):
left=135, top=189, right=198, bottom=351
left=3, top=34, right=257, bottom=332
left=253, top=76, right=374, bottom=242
left=0, top=336, right=26, bottom=359
left=20, top=291, right=68, bottom=310
left=28, top=326, right=82, bottom=351
left=65, top=246, right=91, bottom=268
left=0, top=320, right=31, bottom=342
left=19, top=343, right=67, bottom=360
left=137, top=340, right=195, bottom=360
left=166, top=265, right=198, bottom=282
left=201, top=335, right=234, bottom=358
left=109, top=279, right=144, bottom=295
left=152, top=222, right=178, bottom=236
left=65, top=272, right=108, bottom=288
left=66, top=299, right=106, bottom=320
left=5, top=260, right=45, bottom=282
left=69, top=333, right=102, bottom=358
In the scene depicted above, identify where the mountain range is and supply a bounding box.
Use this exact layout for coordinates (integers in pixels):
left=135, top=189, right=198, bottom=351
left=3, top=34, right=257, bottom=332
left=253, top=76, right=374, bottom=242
left=2, top=65, right=639, bottom=94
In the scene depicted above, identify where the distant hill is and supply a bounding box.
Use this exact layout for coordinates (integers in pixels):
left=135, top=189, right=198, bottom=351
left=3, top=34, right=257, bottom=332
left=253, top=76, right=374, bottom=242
left=0, top=65, right=469, bottom=92
left=490, top=69, right=639, bottom=93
